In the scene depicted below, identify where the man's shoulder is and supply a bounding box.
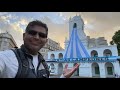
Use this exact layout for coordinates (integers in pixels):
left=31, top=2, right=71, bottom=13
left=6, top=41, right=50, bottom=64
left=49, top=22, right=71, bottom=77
left=0, top=49, right=18, bottom=66
left=0, top=49, right=16, bottom=58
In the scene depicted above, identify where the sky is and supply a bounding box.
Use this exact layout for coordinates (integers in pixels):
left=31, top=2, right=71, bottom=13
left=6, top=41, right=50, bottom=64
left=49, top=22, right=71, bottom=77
left=0, top=12, right=120, bottom=49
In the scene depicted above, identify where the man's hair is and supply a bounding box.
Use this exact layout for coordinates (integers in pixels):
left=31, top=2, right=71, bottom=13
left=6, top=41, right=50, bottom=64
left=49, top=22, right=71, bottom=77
left=25, top=20, right=48, bottom=37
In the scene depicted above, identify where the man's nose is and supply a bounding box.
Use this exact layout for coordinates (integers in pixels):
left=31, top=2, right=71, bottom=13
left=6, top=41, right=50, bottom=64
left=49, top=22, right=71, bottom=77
left=34, top=33, right=39, bottom=39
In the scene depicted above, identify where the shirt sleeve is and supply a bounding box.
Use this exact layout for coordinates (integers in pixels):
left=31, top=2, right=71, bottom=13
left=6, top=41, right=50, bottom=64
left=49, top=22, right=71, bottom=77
left=60, top=74, right=66, bottom=78
left=0, top=53, right=6, bottom=76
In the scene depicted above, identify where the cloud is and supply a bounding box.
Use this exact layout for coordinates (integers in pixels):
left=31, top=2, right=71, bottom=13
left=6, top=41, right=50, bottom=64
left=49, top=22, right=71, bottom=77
left=60, top=12, right=120, bottom=45
left=0, top=13, right=30, bottom=47
left=59, top=12, right=63, bottom=17
left=0, top=21, right=24, bottom=47
left=38, top=12, right=120, bottom=48
left=0, top=12, right=68, bottom=48
left=40, top=16, right=69, bottom=48
left=1, top=12, right=120, bottom=49
left=18, top=18, right=28, bottom=25
left=85, top=23, right=94, bottom=30
left=0, top=12, right=8, bottom=16
left=0, top=16, right=10, bottom=24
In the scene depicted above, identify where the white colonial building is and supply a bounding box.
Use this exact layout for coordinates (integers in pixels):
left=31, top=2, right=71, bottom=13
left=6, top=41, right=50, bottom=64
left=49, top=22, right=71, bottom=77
left=39, top=38, right=63, bottom=59
left=47, top=15, right=120, bottom=78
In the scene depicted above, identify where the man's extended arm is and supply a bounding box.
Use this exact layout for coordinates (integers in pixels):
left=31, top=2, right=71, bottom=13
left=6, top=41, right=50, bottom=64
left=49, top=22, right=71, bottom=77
left=0, top=54, right=6, bottom=77
left=60, top=63, right=80, bottom=78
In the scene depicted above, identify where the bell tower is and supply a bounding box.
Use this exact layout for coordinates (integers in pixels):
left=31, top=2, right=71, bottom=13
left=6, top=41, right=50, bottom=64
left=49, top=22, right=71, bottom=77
left=69, top=15, right=88, bottom=48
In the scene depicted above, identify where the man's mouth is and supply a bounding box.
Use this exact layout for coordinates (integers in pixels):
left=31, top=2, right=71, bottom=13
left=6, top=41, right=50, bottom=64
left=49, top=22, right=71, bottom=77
left=31, top=42, right=39, bottom=46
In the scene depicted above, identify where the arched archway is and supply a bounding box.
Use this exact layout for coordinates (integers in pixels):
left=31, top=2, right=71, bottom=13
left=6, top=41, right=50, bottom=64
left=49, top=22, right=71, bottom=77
left=58, top=53, right=63, bottom=59
left=73, top=63, right=79, bottom=76
left=105, top=62, right=114, bottom=78
left=103, top=49, right=112, bottom=57
left=91, top=50, right=98, bottom=57
left=50, top=63, right=55, bottom=73
left=58, top=63, right=63, bottom=75
left=50, top=54, right=55, bottom=59
left=91, top=62, right=100, bottom=77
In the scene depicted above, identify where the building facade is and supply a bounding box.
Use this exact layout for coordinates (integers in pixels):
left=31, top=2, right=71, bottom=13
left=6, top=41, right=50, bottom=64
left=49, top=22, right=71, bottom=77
left=39, top=38, right=63, bottom=59
left=47, top=15, right=120, bottom=78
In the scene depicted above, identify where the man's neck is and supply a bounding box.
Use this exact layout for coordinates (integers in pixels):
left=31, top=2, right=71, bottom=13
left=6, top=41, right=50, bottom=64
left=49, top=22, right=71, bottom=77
left=21, top=44, right=38, bottom=55
left=29, top=51, right=38, bottom=55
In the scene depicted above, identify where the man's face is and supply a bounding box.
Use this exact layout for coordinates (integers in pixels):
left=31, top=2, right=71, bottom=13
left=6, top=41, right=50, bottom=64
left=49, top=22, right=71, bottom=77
left=23, top=25, right=48, bottom=53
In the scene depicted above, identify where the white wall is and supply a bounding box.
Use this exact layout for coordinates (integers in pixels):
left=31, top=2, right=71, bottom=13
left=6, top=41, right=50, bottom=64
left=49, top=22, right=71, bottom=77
left=113, top=61, right=120, bottom=75
left=88, top=45, right=118, bottom=57
left=99, top=63, right=106, bottom=78
left=79, top=63, right=92, bottom=77
left=48, top=50, right=65, bottom=59
left=47, top=61, right=120, bottom=78
left=48, top=45, right=118, bottom=59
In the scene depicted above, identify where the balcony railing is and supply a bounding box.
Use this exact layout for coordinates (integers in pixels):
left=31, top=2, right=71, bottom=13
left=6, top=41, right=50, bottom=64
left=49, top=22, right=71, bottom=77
left=46, top=56, right=120, bottom=63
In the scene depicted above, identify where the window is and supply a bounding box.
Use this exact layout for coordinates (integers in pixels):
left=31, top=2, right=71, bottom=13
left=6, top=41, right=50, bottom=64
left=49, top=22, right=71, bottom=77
left=94, top=54, right=98, bottom=57
left=107, top=67, right=113, bottom=75
left=106, top=53, right=111, bottom=57
left=95, top=67, right=100, bottom=74
left=73, top=23, right=77, bottom=28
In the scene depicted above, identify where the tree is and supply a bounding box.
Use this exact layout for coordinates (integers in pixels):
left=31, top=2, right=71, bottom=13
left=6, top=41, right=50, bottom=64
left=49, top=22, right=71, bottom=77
left=110, top=41, right=114, bottom=45
left=110, top=30, right=120, bottom=55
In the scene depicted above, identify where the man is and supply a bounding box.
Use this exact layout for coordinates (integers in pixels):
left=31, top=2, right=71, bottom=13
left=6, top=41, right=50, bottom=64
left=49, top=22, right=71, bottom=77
left=0, top=20, right=79, bottom=78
